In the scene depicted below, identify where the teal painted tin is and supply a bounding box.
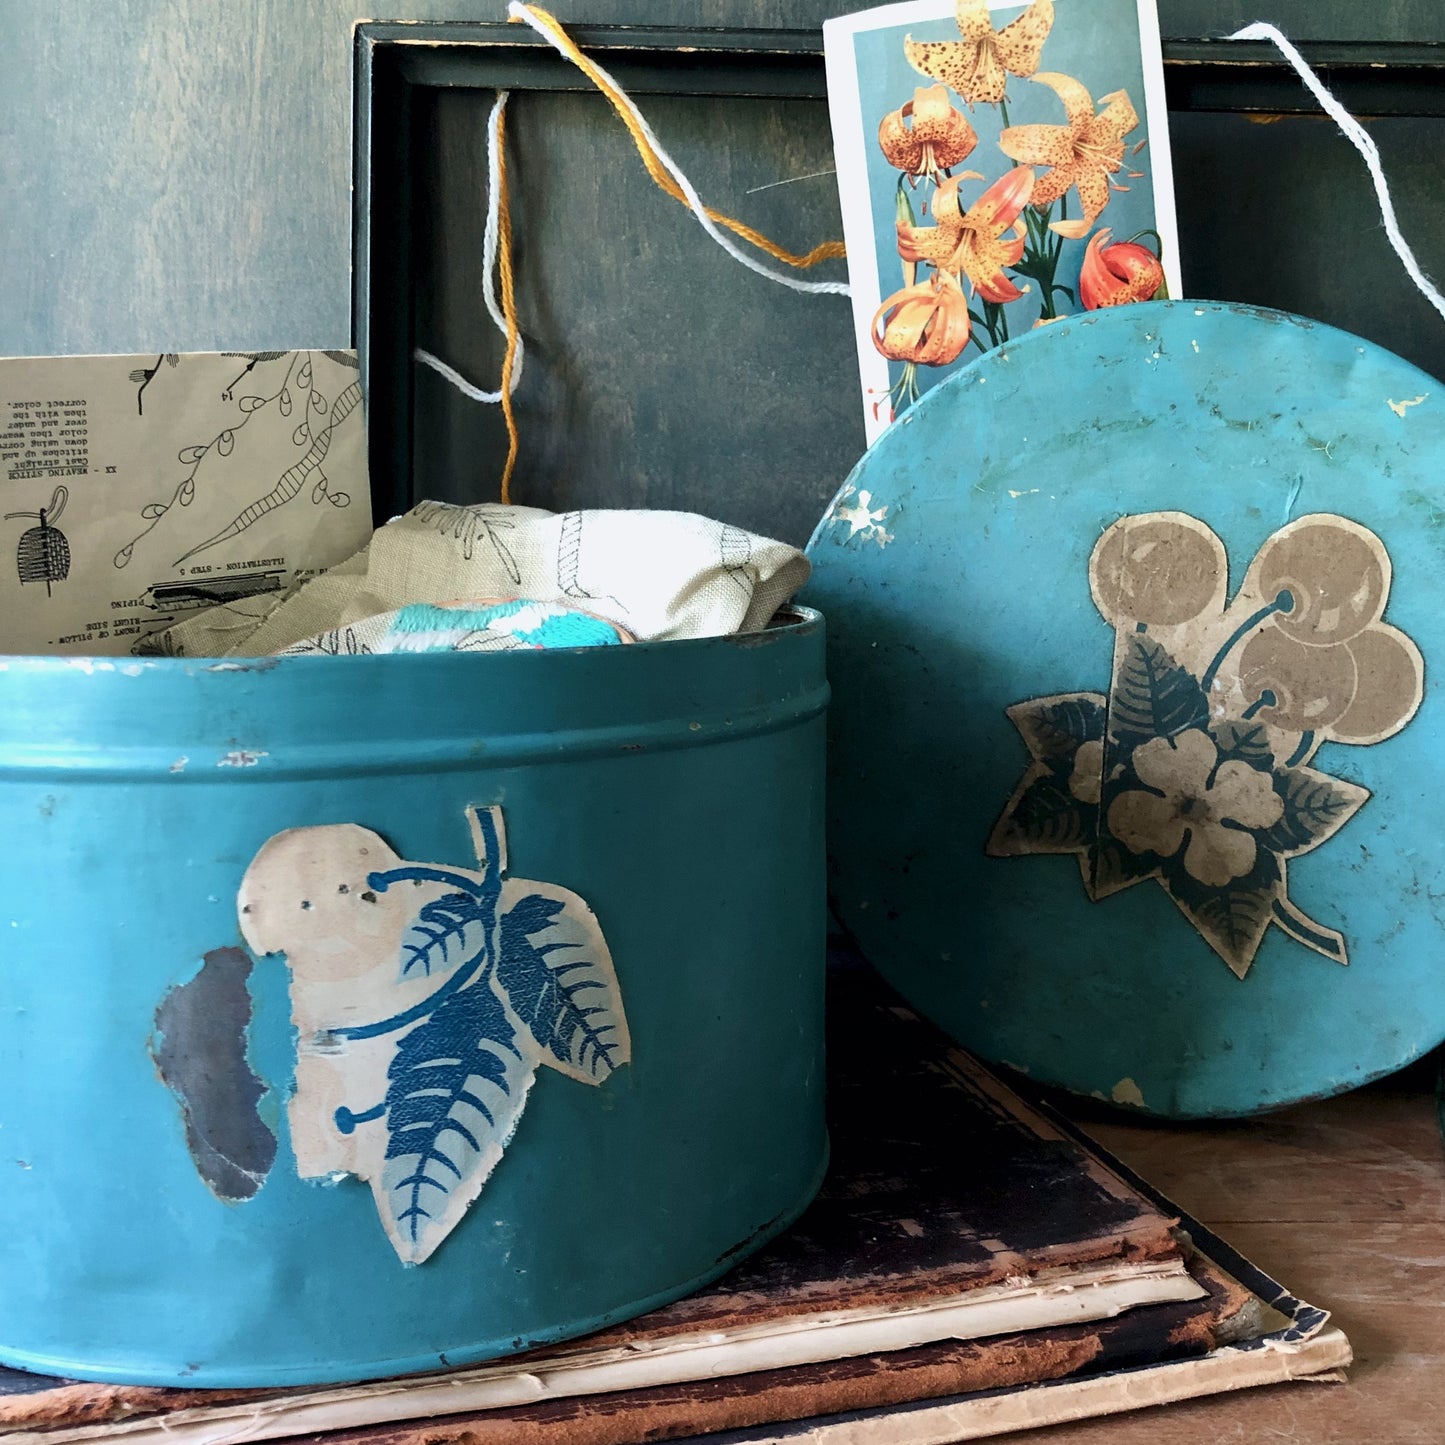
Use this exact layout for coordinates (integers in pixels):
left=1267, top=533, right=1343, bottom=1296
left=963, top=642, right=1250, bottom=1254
left=806, top=302, right=1445, bottom=1119
left=0, top=611, right=828, bottom=1386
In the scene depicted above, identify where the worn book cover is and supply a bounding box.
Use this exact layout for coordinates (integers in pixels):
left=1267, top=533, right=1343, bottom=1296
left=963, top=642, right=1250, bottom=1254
left=0, top=963, right=1339, bottom=1445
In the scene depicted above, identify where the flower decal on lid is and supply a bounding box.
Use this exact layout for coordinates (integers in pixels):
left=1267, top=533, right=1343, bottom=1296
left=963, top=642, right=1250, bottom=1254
left=988, top=512, right=1423, bottom=978
left=1108, top=730, right=1284, bottom=889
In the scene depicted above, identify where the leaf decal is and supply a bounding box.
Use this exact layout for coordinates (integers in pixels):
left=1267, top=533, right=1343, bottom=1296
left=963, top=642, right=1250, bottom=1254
left=1182, top=878, right=1278, bottom=977
left=1085, top=835, right=1158, bottom=901
left=396, top=889, right=491, bottom=981
left=379, top=978, right=534, bottom=1264
left=1165, top=843, right=1282, bottom=977
left=322, top=349, right=362, bottom=370
left=1006, top=771, right=1091, bottom=852
left=238, top=806, right=626, bottom=1265
left=1260, top=767, right=1368, bottom=856
left=496, top=885, right=630, bottom=1085
left=1210, top=719, right=1274, bottom=771
left=1010, top=694, right=1106, bottom=763
left=1109, top=633, right=1209, bottom=746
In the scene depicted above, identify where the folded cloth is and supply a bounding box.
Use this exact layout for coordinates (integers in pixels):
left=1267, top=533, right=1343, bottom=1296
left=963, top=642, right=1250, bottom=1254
left=278, top=598, right=633, bottom=656
left=155, top=502, right=810, bottom=657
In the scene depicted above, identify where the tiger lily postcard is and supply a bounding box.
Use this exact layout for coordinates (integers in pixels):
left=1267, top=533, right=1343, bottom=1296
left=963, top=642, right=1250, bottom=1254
left=825, top=0, right=1180, bottom=443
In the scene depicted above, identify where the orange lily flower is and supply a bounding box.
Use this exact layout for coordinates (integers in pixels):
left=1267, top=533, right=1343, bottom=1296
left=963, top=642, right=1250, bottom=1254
left=878, top=85, right=978, bottom=183
left=871, top=271, right=972, bottom=366
left=895, top=166, right=1035, bottom=304
left=1080, top=230, right=1164, bottom=309
left=998, top=73, right=1138, bottom=239
left=904, top=0, right=1054, bottom=107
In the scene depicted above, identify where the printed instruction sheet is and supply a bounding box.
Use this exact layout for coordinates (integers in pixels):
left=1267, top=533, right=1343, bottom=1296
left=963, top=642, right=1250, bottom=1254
left=0, top=349, right=371, bottom=655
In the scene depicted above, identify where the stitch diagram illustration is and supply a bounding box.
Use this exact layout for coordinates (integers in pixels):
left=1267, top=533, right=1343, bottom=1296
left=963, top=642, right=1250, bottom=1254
left=5, top=486, right=70, bottom=596
left=114, top=351, right=359, bottom=571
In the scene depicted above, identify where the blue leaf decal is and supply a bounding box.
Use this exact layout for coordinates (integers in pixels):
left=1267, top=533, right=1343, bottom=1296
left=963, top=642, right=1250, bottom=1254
left=379, top=976, right=533, bottom=1264
left=239, top=806, right=625, bottom=1266
left=496, top=883, right=631, bottom=1085
left=396, top=888, right=491, bottom=982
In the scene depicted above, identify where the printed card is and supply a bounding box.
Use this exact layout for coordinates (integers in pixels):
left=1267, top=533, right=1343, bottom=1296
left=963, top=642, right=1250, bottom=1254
left=825, top=0, right=1180, bottom=442
left=0, top=349, right=371, bottom=654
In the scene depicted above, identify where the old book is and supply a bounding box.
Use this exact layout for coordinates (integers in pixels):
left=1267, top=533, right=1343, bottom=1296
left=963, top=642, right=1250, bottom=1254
left=0, top=964, right=1336, bottom=1445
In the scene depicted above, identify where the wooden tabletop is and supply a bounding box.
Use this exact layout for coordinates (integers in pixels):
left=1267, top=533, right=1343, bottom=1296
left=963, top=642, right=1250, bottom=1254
left=1045, top=1065, right=1445, bottom=1443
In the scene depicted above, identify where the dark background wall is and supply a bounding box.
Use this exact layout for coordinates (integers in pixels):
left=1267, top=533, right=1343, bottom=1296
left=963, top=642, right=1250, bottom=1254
left=3, top=1, right=1443, bottom=357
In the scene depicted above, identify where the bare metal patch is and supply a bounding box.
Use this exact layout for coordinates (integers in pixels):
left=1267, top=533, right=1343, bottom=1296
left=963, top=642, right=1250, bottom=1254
left=151, top=947, right=276, bottom=1201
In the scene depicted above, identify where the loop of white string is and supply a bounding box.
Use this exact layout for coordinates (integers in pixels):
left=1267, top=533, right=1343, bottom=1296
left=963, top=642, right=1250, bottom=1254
left=416, top=90, right=524, bottom=404
left=506, top=1, right=850, bottom=297
left=1226, top=22, right=1445, bottom=323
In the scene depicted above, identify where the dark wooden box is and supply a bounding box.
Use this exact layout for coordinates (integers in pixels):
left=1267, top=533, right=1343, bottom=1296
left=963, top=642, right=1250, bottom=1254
left=354, top=19, right=1445, bottom=543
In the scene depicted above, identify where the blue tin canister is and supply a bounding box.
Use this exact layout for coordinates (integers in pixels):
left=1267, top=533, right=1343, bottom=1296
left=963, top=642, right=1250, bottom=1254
left=807, top=302, right=1445, bottom=1119
left=0, top=611, right=827, bottom=1387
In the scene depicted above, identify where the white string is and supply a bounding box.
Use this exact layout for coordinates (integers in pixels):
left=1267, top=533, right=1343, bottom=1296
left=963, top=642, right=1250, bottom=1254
left=506, top=1, right=850, bottom=297
left=1226, top=22, right=1445, bottom=323
left=415, top=90, right=524, bottom=404
left=480, top=89, right=523, bottom=364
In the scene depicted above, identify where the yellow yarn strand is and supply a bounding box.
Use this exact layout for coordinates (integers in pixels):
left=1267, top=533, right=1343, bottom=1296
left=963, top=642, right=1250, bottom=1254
left=495, top=102, right=521, bottom=505
left=509, top=4, right=846, bottom=270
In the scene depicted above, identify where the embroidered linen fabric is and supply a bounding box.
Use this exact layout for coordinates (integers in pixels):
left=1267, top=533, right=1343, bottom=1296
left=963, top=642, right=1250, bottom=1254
left=154, top=502, right=810, bottom=657
left=278, top=599, right=631, bottom=656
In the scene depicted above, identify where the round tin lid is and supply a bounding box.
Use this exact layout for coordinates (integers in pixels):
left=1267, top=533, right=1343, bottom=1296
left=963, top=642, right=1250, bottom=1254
left=806, top=300, right=1445, bottom=1117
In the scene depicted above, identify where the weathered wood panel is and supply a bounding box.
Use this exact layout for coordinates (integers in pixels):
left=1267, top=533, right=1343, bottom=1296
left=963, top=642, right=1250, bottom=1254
left=411, top=82, right=861, bottom=539
left=4, top=1, right=1443, bottom=358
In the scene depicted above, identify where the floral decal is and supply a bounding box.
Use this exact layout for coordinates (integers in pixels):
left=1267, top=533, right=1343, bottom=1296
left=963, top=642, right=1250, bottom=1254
left=988, top=513, right=1424, bottom=977
left=239, top=806, right=628, bottom=1263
